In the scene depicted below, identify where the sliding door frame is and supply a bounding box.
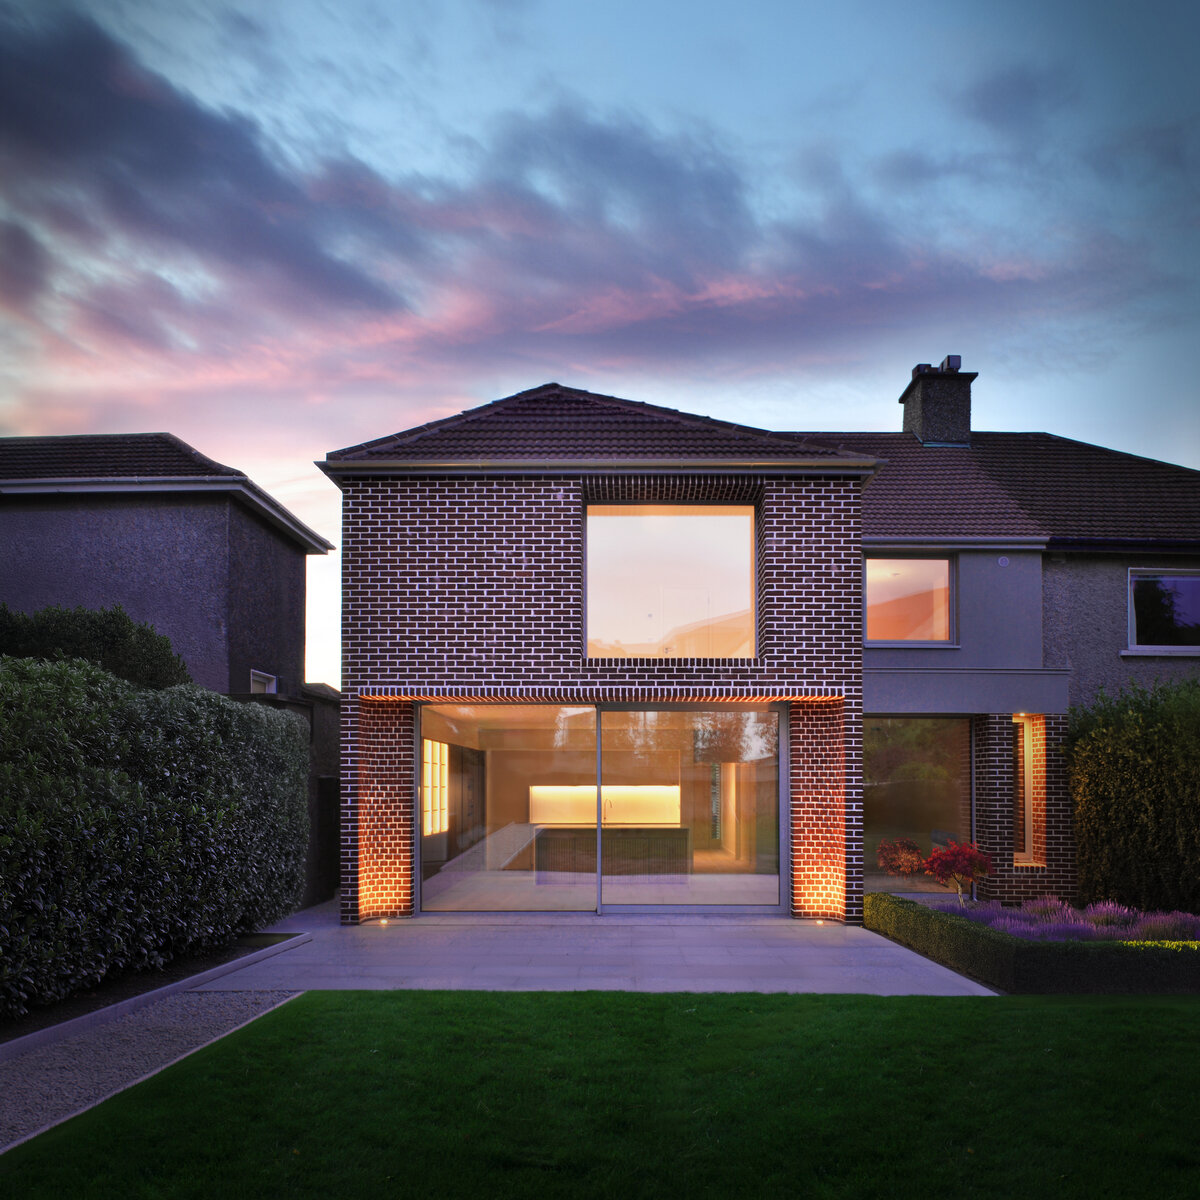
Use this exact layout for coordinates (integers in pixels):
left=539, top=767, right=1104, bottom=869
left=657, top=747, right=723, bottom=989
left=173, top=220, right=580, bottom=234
left=413, top=701, right=791, bottom=916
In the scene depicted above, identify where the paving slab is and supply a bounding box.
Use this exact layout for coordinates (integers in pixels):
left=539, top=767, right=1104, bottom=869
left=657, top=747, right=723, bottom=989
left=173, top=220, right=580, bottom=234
left=190, top=899, right=994, bottom=998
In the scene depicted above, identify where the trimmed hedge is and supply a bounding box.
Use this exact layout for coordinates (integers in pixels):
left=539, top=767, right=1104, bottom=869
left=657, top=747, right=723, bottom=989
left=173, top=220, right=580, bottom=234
left=864, top=893, right=1200, bottom=994
left=1067, top=679, right=1200, bottom=911
left=0, top=603, right=191, bottom=689
left=0, top=656, right=308, bottom=1018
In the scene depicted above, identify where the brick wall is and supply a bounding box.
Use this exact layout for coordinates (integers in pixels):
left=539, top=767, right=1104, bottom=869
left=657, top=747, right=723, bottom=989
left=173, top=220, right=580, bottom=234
left=975, top=712, right=1074, bottom=903
left=340, top=472, right=863, bottom=923
left=789, top=699, right=863, bottom=921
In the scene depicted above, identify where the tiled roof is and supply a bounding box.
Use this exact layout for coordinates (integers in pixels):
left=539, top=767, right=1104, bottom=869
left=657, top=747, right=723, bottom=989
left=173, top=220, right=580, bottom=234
left=327, top=383, right=856, bottom=462
left=0, top=432, right=241, bottom=480
left=816, top=432, right=1200, bottom=544
left=0, top=432, right=333, bottom=553
left=324, top=379, right=1200, bottom=546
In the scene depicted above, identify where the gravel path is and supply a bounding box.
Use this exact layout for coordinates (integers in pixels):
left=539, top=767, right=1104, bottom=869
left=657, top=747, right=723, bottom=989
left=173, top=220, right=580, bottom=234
left=0, top=990, right=299, bottom=1154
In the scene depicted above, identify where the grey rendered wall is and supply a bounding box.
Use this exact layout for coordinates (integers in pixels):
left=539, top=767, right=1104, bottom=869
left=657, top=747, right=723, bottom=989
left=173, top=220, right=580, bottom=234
left=226, top=501, right=307, bottom=696
left=866, top=550, right=1043, bottom=671
left=0, top=494, right=231, bottom=690
left=862, top=550, right=1067, bottom=713
left=1043, top=553, right=1200, bottom=708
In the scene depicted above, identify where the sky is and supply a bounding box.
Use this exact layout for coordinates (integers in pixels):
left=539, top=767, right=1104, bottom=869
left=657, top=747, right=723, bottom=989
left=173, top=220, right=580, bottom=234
left=1, top=0, right=1198, bottom=688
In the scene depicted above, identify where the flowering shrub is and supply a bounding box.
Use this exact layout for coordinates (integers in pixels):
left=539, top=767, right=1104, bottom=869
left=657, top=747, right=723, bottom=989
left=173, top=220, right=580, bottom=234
left=876, top=837, right=925, bottom=877
left=1082, top=901, right=1137, bottom=928
left=876, top=837, right=992, bottom=906
left=936, top=894, right=1200, bottom=943
left=1131, top=912, right=1200, bottom=941
left=924, top=842, right=992, bottom=905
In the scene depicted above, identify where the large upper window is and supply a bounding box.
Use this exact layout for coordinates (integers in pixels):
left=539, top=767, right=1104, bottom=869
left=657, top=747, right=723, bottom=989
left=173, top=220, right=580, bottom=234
left=1129, top=570, right=1200, bottom=650
left=587, top=505, right=755, bottom=658
left=865, top=558, right=951, bottom=642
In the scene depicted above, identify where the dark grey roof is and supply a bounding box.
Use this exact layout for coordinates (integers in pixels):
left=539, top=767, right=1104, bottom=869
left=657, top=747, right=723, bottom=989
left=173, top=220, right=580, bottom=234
left=0, top=432, right=333, bottom=554
left=0, top=432, right=242, bottom=479
left=323, top=380, right=1200, bottom=548
left=814, top=432, right=1200, bottom=544
left=326, top=383, right=862, bottom=465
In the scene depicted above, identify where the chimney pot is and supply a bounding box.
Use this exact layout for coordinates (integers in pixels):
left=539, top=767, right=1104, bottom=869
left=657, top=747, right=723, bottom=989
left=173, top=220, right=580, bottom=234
left=940, top=354, right=961, bottom=372
left=912, top=363, right=933, bottom=380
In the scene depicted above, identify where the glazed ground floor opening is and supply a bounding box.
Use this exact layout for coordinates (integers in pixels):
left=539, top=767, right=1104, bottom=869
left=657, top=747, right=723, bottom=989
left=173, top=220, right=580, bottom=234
left=342, top=697, right=1072, bottom=924
left=420, top=705, right=783, bottom=911
left=862, top=712, right=1073, bottom=904
left=345, top=695, right=852, bottom=924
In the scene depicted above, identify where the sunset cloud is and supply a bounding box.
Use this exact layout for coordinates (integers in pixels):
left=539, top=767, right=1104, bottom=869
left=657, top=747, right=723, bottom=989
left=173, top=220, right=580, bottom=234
left=1, top=5, right=1187, bottom=446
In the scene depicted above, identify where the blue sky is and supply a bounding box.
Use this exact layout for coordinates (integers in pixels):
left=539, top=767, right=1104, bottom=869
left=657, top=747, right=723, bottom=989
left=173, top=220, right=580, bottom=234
left=2, top=0, right=1197, bottom=685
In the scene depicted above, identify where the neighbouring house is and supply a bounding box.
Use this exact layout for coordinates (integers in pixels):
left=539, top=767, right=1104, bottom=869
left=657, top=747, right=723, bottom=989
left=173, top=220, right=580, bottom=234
left=320, top=360, right=1200, bottom=924
left=0, top=431, right=342, bottom=905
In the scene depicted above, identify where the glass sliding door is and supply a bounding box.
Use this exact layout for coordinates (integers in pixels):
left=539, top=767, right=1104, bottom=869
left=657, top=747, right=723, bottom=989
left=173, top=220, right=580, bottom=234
left=418, top=704, right=781, bottom=911
left=600, top=709, right=780, bottom=906
left=419, top=705, right=597, bottom=911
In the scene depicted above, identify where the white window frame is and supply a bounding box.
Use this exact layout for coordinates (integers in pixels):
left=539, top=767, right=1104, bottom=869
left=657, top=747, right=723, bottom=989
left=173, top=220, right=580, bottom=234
left=1125, top=568, right=1200, bottom=656
left=249, top=670, right=277, bottom=694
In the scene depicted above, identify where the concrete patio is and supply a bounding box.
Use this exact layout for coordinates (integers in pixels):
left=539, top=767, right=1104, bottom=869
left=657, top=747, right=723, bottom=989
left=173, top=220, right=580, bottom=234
left=195, top=899, right=995, bottom=997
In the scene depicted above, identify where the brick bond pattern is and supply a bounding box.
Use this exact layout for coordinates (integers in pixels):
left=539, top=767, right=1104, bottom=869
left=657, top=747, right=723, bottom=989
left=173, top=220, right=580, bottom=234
left=340, top=473, right=864, bottom=924
left=974, top=712, right=1074, bottom=904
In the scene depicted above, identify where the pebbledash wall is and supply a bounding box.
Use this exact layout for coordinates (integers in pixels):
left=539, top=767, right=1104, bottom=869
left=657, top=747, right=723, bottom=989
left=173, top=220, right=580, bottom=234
left=339, top=472, right=865, bottom=925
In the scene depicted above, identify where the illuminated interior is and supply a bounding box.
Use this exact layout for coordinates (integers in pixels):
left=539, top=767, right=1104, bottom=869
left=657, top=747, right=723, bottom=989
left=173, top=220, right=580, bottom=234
left=421, top=738, right=449, bottom=835
left=529, top=785, right=682, bottom=826
left=865, top=558, right=950, bottom=641
left=418, top=705, right=779, bottom=910
left=586, top=505, right=756, bottom=657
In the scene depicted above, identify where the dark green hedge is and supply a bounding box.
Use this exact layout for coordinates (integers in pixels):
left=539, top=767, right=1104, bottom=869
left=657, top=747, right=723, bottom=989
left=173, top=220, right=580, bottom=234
left=863, top=893, right=1200, bottom=994
left=0, top=603, right=191, bottom=689
left=0, top=656, right=308, bottom=1018
left=1067, top=679, right=1200, bottom=911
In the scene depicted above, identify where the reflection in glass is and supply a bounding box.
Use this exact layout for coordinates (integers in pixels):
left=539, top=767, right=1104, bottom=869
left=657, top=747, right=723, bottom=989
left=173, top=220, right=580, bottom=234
left=587, top=506, right=755, bottom=657
left=600, top=709, right=779, bottom=905
left=420, top=705, right=597, bottom=911
left=865, top=558, right=950, bottom=641
left=863, top=717, right=971, bottom=893
left=1132, top=573, right=1200, bottom=646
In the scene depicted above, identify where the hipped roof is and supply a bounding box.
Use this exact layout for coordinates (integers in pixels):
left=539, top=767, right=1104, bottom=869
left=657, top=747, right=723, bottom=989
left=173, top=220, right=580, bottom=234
left=1, top=432, right=333, bottom=554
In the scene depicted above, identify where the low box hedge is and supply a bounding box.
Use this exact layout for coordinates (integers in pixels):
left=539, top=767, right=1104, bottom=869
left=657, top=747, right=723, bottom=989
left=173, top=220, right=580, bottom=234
left=864, top=892, right=1200, bottom=994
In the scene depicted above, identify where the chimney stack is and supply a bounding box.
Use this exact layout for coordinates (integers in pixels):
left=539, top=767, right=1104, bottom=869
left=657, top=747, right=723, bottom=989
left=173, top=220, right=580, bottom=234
left=898, top=355, right=977, bottom=446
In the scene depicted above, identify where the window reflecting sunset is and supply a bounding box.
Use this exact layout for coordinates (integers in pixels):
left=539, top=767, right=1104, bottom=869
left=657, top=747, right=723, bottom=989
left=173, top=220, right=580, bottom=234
left=587, top=505, right=755, bottom=657
left=865, top=558, right=950, bottom=641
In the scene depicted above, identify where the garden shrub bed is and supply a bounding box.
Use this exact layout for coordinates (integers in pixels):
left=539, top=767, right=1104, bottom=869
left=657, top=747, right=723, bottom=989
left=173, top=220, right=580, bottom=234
left=864, top=893, right=1200, bottom=994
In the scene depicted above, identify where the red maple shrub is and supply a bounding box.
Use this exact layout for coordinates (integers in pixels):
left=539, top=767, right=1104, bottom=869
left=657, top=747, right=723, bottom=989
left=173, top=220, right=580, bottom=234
left=924, top=841, right=992, bottom=905
left=876, top=837, right=992, bottom=906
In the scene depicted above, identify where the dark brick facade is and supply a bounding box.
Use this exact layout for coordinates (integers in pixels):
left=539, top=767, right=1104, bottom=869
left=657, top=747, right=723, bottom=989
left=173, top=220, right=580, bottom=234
left=339, top=472, right=865, bottom=923
left=974, top=712, right=1074, bottom=903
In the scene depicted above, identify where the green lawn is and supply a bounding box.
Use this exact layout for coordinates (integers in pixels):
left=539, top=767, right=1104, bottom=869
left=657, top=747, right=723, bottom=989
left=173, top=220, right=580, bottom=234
left=2, top=991, right=1197, bottom=1199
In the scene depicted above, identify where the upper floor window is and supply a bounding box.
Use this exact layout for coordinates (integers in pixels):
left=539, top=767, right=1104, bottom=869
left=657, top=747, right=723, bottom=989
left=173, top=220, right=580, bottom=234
left=865, top=557, right=951, bottom=642
left=1129, top=570, right=1200, bottom=651
left=586, top=505, right=755, bottom=658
